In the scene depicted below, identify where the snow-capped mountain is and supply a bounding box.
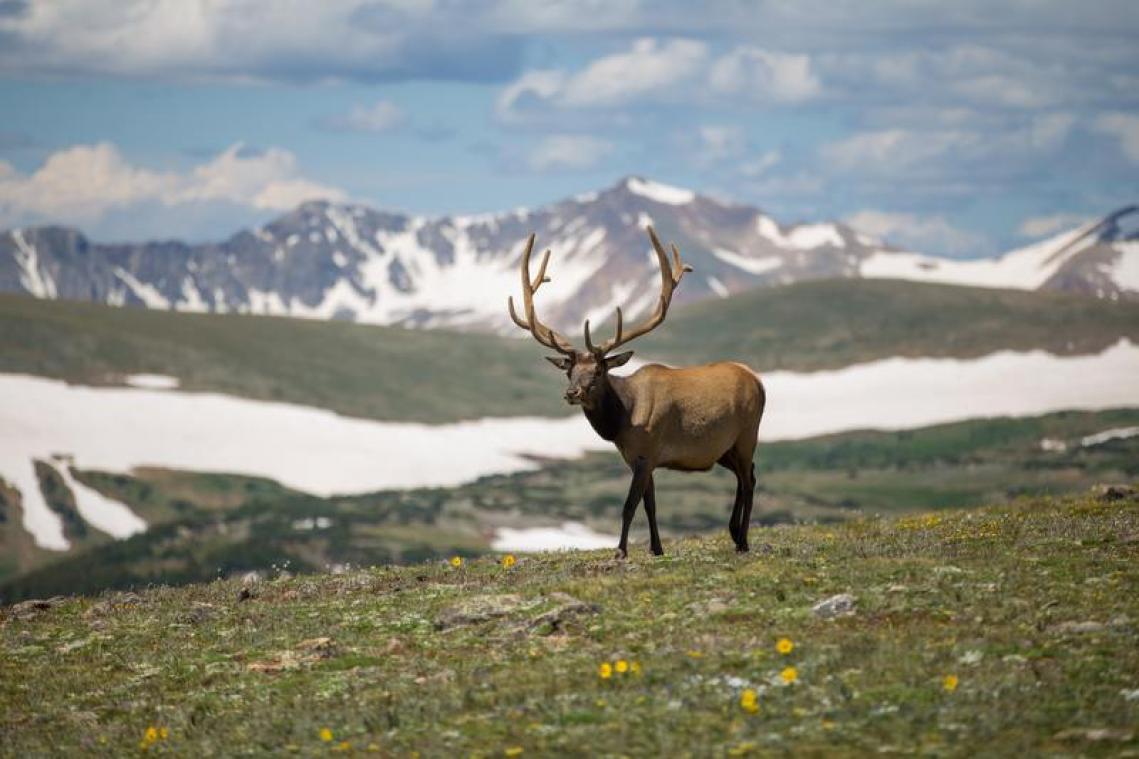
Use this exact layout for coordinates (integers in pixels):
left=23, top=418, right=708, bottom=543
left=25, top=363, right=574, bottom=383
left=1, top=178, right=1136, bottom=335
left=859, top=205, right=1139, bottom=299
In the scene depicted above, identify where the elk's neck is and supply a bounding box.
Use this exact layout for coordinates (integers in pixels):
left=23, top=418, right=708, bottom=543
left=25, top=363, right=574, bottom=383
left=582, top=375, right=629, bottom=442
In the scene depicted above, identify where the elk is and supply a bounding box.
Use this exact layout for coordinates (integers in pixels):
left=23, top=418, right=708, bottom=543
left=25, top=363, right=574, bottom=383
left=508, top=226, right=765, bottom=557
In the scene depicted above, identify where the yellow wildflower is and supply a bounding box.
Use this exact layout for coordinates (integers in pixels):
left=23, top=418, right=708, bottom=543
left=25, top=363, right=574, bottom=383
left=739, top=689, right=759, bottom=714
left=776, top=637, right=794, bottom=655
left=630, top=661, right=642, bottom=675
left=504, top=748, right=524, bottom=757
left=598, top=662, right=613, bottom=679
left=615, top=659, right=629, bottom=674
left=502, top=554, right=516, bottom=568
left=320, top=728, right=334, bottom=742
left=686, top=650, right=703, bottom=658
left=780, top=666, right=798, bottom=684
left=333, top=741, right=352, bottom=752
left=943, top=674, right=959, bottom=692
left=450, top=555, right=462, bottom=568
left=158, top=727, right=169, bottom=740
left=144, top=727, right=158, bottom=743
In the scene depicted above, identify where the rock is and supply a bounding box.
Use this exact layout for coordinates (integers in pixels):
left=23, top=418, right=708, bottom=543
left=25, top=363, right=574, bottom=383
left=1053, top=727, right=1133, bottom=742
left=295, top=636, right=337, bottom=659
left=180, top=602, right=218, bottom=625
left=1092, top=483, right=1136, bottom=502
left=7, top=596, right=66, bottom=621
left=247, top=636, right=338, bottom=673
left=83, top=592, right=141, bottom=620
left=527, top=593, right=600, bottom=633
left=435, top=594, right=525, bottom=630
left=812, top=593, right=856, bottom=619
left=1051, top=620, right=1106, bottom=635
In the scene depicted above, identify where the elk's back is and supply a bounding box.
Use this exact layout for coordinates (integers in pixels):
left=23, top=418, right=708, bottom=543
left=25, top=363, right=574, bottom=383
left=620, top=361, right=764, bottom=470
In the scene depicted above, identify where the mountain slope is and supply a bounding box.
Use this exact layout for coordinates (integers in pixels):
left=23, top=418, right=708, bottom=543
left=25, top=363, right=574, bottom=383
left=4, top=178, right=1135, bottom=334
left=859, top=205, right=1139, bottom=298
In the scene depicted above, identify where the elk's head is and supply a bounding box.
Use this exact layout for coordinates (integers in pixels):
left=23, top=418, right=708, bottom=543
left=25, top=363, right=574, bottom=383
left=507, top=226, right=691, bottom=409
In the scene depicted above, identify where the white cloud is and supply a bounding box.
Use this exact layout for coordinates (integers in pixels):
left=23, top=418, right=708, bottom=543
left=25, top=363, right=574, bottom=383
left=1094, top=113, right=1139, bottom=162
left=845, top=209, right=989, bottom=257
left=0, top=0, right=522, bottom=83
left=739, top=150, right=782, bottom=177
left=497, top=38, right=821, bottom=119
left=709, top=48, right=820, bottom=102
left=560, top=38, right=707, bottom=106
left=1018, top=213, right=1087, bottom=238
left=819, top=112, right=1073, bottom=177
left=526, top=135, right=614, bottom=171
left=0, top=142, right=345, bottom=229
left=821, top=129, right=978, bottom=173
left=322, top=100, right=406, bottom=133
left=695, top=124, right=746, bottom=163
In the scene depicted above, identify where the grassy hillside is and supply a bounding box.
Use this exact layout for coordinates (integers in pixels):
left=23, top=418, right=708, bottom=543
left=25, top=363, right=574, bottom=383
left=2, top=489, right=1136, bottom=755
left=3, top=408, right=1135, bottom=601
left=640, top=278, right=1139, bottom=372
left=3, top=279, right=1137, bottom=422
left=0, top=293, right=563, bottom=423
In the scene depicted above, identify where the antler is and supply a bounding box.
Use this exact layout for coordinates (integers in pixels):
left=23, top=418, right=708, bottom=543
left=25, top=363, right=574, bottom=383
left=507, top=233, right=577, bottom=355
left=584, top=225, right=692, bottom=356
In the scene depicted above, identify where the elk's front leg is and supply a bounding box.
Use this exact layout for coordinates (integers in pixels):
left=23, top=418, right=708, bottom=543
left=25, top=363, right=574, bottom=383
left=616, top=457, right=650, bottom=559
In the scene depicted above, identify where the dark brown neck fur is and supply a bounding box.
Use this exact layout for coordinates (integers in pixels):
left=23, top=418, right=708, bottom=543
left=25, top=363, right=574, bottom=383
left=582, top=374, right=629, bottom=442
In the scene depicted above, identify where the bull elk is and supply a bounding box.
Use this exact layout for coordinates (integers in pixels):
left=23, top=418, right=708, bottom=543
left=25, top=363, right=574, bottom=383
left=508, top=226, right=766, bottom=557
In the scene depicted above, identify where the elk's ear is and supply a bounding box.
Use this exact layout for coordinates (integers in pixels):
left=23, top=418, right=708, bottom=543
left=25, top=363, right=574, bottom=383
left=545, top=356, right=573, bottom=371
left=605, top=350, right=635, bottom=369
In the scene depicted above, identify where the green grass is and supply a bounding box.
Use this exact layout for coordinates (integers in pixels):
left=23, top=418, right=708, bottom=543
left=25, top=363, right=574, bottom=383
left=637, top=278, right=1139, bottom=372
left=2, top=489, right=1136, bottom=755
left=3, top=278, right=1137, bottom=422
left=2, top=409, right=1135, bottom=602
left=0, top=292, right=563, bottom=423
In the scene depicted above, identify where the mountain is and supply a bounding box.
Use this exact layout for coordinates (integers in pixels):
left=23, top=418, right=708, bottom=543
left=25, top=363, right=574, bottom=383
left=2, top=177, right=1137, bottom=333
left=859, top=205, right=1139, bottom=299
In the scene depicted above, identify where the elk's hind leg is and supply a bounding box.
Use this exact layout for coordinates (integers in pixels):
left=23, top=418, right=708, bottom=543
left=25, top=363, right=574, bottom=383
left=643, top=473, right=664, bottom=556
left=734, top=441, right=759, bottom=553
left=717, top=449, right=745, bottom=547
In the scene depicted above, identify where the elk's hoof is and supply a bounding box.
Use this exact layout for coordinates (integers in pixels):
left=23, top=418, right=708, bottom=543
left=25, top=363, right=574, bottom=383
left=735, top=544, right=750, bottom=554
left=613, top=548, right=628, bottom=560
left=651, top=546, right=664, bottom=557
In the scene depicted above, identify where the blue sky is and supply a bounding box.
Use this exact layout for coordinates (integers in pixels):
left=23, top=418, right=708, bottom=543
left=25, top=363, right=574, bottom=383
left=0, top=1, right=1137, bottom=256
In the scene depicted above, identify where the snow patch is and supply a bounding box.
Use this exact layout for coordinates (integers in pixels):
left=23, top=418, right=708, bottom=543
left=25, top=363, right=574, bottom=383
left=760, top=339, right=1139, bottom=440
left=124, top=374, right=179, bottom=390
left=860, top=220, right=1099, bottom=290
left=1080, top=426, right=1139, bottom=447
left=625, top=177, right=695, bottom=205
left=706, top=275, right=729, bottom=298
left=491, top=522, right=614, bottom=552
left=756, top=217, right=844, bottom=249
left=712, top=248, right=783, bottom=276
left=54, top=457, right=147, bottom=539
left=113, top=268, right=170, bottom=308
left=1111, top=241, right=1139, bottom=291
left=11, top=229, right=57, bottom=298
left=293, top=516, right=333, bottom=531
